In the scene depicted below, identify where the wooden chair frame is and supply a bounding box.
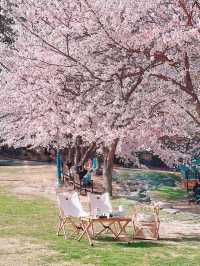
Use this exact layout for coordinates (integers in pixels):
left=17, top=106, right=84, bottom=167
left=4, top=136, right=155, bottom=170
left=56, top=192, right=88, bottom=240
left=57, top=209, right=83, bottom=239
left=132, top=204, right=160, bottom=240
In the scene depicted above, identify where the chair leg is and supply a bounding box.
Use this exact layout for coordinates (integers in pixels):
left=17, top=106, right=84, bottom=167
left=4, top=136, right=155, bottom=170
left=70, top=218, right=83, bottom=237
left=61, top=218, right=68, bottom=239
left=57, top=217, right=63, bottom=236
left=57, top=217, right=68, bottom=239
left=63, top=222, right=68, bottom=239
left=156, top=222, right=160, bottom=239
left=78, top=221, right=93, bottom=246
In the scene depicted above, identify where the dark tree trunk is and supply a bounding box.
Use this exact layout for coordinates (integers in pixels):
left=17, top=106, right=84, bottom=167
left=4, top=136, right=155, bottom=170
left=67, top=147, right=74, bottom=163
left=74, top=145, right=81, bottom=165
left=80, top=142, right=96, bottom=166
left=74, top=136, right=83, bottom=165
left=103, top=159, right=113, bottom=195
left=103, top=139, right=119, bottom=196
left=65, top=141, right=96, bottom=168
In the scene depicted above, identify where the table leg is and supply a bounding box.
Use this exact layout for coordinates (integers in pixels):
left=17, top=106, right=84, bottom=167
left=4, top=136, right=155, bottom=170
left=95, top=221, right=115, bottom=237
left=107, top=222, right=119, bottom=238
left=118, top=221, right=127, bottom=234
left=114, top=221, right=130, bottom=239
left=95, top=221, right=118, bottom=239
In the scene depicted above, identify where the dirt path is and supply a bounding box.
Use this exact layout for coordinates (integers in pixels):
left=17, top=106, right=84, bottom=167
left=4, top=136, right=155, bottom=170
left=0, top=165, right=57, bottom=200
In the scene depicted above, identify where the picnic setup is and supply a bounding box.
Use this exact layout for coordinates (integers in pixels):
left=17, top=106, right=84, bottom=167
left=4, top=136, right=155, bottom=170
left=54, top=155, right=200, bottom=248
left=57, top=191, right=160, bottom=246
left=1, top=0, right=200, bottom=265
left=57, top=157, right=161, bottom=245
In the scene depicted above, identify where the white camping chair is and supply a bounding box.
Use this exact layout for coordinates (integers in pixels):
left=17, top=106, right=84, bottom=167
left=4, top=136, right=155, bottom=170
left=87, top=192, right=112, bottom=216
left=57, top=191, right=88, bottom=239
left=87, top=192, right=115, bottom=237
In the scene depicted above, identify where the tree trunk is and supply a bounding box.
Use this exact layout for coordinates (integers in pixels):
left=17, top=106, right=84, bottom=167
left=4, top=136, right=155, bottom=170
left=67, top=147, right=74, bottom=163
left=74, top=136, right=83, bottom=165
left=103, top=159, right=113, bottom=195
left=80, top=142, right=96, bottom=166
left=74, top=145, right=81, bottom=165
left=103, top=139, right=119, bottom=196
left=66, top=141, right=96, bottom=168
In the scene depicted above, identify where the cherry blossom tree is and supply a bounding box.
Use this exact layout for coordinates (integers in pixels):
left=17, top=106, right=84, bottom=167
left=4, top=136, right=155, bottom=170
left=1, top=0, right=199, bottom=194
left=138, top=0, right=200, bottom=164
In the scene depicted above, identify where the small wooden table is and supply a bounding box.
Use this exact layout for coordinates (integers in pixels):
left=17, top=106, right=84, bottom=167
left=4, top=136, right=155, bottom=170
left=78, top=216, right=131, bottom=246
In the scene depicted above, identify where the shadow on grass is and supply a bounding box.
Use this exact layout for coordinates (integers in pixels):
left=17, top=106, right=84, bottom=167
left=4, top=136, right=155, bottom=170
left=96, top=236, right=166, bottom=248
left=115, top=241, right=166, bottom=248
left=95, top=235, right=200, bottom=247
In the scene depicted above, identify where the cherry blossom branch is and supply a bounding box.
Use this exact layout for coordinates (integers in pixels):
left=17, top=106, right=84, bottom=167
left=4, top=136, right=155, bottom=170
left=18, top=21, right=113, bottom=83
left=149, top=100, right=166, bottom=118
left=83, top=0, right=133, bottom=52
left=0, top=61, right=11, bottom=71
left=185, top=110, right=200, bottom=127
left=150, top=73, right=189, bottom=93
left=178, top=0, right=193, bottom=26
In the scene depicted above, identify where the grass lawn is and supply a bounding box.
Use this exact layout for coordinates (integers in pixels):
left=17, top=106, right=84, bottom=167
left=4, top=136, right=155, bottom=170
left=1, top=187, right=200, bottom=266
left=113, top=169, right=181, bottom=188
left=151, top=186, right=188, bottom=201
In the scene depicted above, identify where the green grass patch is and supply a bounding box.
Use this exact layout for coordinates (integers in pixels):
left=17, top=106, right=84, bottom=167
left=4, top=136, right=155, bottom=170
left=0, top=188, right=200, bottom=266
left=113, top=169, right=181, bottom=189
left=152, top=186, right=187, bottom=201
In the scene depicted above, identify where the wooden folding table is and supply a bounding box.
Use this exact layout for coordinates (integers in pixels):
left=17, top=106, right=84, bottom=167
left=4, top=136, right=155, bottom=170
left=78, top=216, right=131, bottom=246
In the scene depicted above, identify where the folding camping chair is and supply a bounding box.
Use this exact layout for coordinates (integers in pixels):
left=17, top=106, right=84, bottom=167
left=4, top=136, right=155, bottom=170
left=57, top=192, right=88, bottom=239
left=132, top=204, right=160, bottom=240
left=87, top=192, right=112, bottom=216
left=87, top=192, right=116, bottom=237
